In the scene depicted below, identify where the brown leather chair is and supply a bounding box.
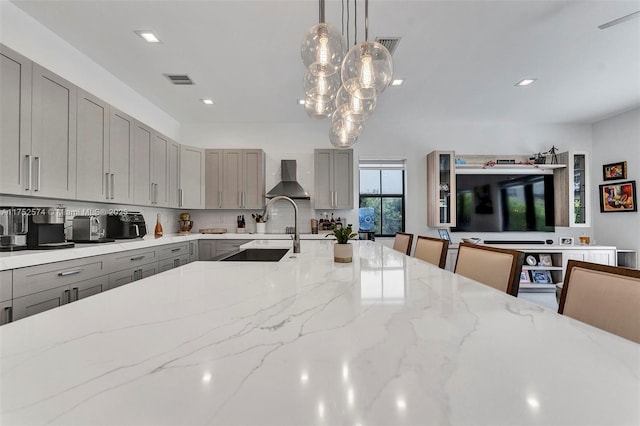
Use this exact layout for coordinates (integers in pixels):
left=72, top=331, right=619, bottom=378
left=559, top=260, right=640, bottom=344
left=454, top=242, right=524, bottom=296
left=414, top=236, right=449, bottom=269
left=392, top=232, right=414, bottom=255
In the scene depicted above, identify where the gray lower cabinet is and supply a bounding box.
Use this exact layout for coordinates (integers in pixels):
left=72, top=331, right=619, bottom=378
left=106, top=247, right=158, bottom=289
left=198, top=240, right=217, bottom=261
left=188, top=240, right=199, bottom=262
left=158, top=255, right=189, bottom=272
left=1, top=270, right=13, bottom=325
left=11, top=257, right=108, bottom=321
left=156, top=242, right=189, bottom=272
left=108, top=261, right=157, bottom=290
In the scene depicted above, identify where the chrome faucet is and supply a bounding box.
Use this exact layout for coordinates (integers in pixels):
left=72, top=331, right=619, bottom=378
left=263, top=195, right=300, bottom=253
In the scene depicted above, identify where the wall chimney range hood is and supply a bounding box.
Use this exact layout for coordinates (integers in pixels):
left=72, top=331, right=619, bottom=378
left=266, top=160, right=310, bottom=200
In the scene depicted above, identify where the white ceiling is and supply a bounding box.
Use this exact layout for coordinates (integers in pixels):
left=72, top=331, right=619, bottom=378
left=9, top=0, right=640, bottom=126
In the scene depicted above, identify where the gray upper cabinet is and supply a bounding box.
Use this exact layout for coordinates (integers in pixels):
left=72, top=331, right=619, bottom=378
left=0, top=45, right=32, bottom=196
left=205, top=149, right=223, bottom=209
left=314, top=149, right=353, bottom=209
left=205, top=149, right=265, bottom=209
left=168, top=139, right=180, bottom=208
left=152, top=132, right=169, bottom=207
left=76, top=89, right=109, bottom=202
left=108, top=108, right=135, bottom=204
left=31, top=64, right=77, bottom=199
left=180, top=145, right=205, bottom=209
left=133, top=120, right=153, bottom=205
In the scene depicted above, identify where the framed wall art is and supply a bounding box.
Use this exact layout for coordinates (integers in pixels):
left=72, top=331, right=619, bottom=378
left=559, top=237, right=574, bottom=245
left=599, top=181, right=637, bottom=213
left=602, top=161, right=627, bottom=181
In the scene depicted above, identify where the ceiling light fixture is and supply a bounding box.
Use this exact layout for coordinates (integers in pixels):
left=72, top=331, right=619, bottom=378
left=134, top=30, right=161, bottom=43
left=201, top=99, right=214, bottom=105
left=391, top=79, right=404, bottom=86
left=515, top=78, right=537, bottom=87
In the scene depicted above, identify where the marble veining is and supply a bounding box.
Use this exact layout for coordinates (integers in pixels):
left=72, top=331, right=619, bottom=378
left=1, top=240, right=638, bottom=425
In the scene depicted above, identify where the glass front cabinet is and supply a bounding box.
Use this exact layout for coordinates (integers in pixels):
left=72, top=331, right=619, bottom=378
left=554, top=151, right=590, bottom=227
left=427, top=151, right=456, bottom=227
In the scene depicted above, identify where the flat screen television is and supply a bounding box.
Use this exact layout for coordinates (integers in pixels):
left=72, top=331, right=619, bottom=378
left=451, top=173, right=555, bottom=232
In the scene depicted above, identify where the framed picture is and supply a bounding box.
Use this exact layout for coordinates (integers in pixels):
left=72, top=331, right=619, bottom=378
left=559, top=237, right=574, bottom=245
left=599, top=181, right=637, bottom=213
left=519, top=271, right=531, bottom=283
left=602, top=161, right=627, bottom=181
left=437, top=228, right=451, bottom=242
left=538, top=254, right=553, bottom=266
left=531, top=270, right=553, bottom=284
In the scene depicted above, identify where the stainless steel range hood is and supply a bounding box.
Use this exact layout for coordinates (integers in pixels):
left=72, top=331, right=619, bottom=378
left=266, top=160, right=310, bottom=200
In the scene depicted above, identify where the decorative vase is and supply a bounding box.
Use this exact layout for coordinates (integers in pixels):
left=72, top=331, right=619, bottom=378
left=256, top=222, right=266, bottom=234
left=334, top=243, right=353, bottom=263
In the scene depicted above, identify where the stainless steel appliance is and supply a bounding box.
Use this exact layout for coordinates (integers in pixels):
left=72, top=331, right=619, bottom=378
left=0, top=207, right=29, bottom=251
left=71, top=215, right=114, bottom=243
left=105, top=212, right=146, bottom=239
left=26, top=206, right=74, bottom=249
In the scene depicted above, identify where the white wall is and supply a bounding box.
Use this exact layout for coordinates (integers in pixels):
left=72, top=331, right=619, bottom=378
left=181, top=120, right=595, bottom=244
left=592, top=108, right=640, bottom=256
left=0, top=1, right=179, bottom=139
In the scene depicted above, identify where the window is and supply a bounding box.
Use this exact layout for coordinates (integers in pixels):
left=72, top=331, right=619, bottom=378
left=359, top=160, right=406, bottom=237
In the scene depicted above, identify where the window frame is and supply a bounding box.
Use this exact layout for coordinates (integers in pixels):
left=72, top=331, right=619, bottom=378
left=359, top=160, right=407, bottom=238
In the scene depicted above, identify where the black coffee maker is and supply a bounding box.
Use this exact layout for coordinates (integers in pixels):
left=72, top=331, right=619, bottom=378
left=26, top=206, right=74, bottom=249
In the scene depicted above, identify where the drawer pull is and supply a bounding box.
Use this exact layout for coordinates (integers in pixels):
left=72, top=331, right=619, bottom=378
left=130, top=256, right=145, bottom=261
left=2, top=307, right=12, bottom=324
left=63, top=289, right=71, bottom=304
left=72, top=287, right=79, bottom=302
left=171, top=248, right=181, bottom=252
left=58, top=269, right=83, bottom=277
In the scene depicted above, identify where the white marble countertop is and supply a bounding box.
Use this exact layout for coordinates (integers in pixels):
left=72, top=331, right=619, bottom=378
left=0, top=232, right=329, bottom=271
left=1, top=240, right=638, bottom=425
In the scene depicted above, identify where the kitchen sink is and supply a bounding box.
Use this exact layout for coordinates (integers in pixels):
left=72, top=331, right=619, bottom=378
left=220, top=248, right=290, bottom=262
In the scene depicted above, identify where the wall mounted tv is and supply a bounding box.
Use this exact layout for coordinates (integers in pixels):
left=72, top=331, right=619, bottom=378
left=451, top=173, right=555, bottom=232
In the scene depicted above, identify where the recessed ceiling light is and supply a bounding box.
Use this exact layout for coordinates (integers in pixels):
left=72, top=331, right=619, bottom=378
left=391, top=79, right=404, bottom=86
left=515, top=78, right=537, bottom=87
left=134, top=30, right=161, bottom=43
left=201, top=99, right=214, bottom=105
left=297, top=99, right=305, bottom=105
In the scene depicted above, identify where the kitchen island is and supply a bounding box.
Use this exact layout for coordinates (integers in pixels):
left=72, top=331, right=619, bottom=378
left=1, top=240, right=638, bottom=425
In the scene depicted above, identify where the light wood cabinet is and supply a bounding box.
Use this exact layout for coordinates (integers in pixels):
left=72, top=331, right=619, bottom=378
left=180, top=145, right=205, bottom=209
left=426, top=151, right=456, bottom=227
left=554, top=151, right=590, bottom=227
left=0, top=45, right=32, bottom=196
left=314, top=149, right=353, bottom=209
left=205, top=149, right=265, bottom=209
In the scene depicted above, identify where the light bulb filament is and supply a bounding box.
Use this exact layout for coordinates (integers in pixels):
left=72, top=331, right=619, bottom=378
left=360, top=54, right=374, bottom=88
left=318, top=36, right=329, bottom=65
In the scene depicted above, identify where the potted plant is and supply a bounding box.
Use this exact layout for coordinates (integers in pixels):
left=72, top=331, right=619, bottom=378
left=326, top=224, right=357, bottom=263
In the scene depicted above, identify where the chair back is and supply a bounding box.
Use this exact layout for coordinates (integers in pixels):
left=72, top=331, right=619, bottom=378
left=392, top=232, right=414, bottom=255
left=454, top=242, right=524, bottom=296
left=559, top=260, right=640, bottom=344
left=414, top=236, right=449, bottom=269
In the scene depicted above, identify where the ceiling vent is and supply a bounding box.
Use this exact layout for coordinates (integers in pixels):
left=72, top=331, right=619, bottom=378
left=375, top=37, right=401, bottom=55
left=164, top=74, right=195, bottom=85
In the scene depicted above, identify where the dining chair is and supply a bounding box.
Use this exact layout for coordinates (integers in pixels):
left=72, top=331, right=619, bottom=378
left=392, top=232, right=414, bottom=255
left=454, top=242, right=525, bottom=296
left=414, top=236, right=449, bottom=269
left=559, top=260, right=640, bottom=344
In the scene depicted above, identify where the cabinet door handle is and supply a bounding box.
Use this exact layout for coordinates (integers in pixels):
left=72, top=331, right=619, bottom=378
left=219, top=191, right=222, bottom=208
left=189, top=243, right=194, bottom=255
left=34, top=156, right=41, bottom=191
left=105, top=172, right=111, bottom=199
left=180, top=188, right=184, bottom=207
left=171, top=248, right=181, bottom=252
left=2, top=307, right=12, bottom=324
left=154, top=183, right=158, bottom=204
left=110, top=174, right=115, bottom=199
left=25, top=155, right=32, bottom=190
left=130, top=255, right=145, bottom=261
left=72, top=287, right=79, bottom=302
left=63, top=289, right=71, bottom=304
left=58, top=269, right=83, bottom=277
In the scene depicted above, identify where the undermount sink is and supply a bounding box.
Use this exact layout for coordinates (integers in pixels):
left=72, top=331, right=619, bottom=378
left=220, top=248, right=290, bottom=262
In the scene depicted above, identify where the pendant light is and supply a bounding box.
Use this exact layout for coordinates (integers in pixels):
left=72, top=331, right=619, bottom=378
left=341, top=0, right=393, bottom=99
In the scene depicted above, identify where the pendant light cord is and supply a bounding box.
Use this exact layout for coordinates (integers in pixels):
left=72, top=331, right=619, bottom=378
left=365, top=0, right=369, bottom=41
left=319, top=0, right=325, bottom=23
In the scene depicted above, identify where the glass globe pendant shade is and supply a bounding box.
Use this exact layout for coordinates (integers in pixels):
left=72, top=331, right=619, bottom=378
left=341, top=41, right=393, bottom=99
left=304, top=63, right=341, bottom=98
left=335, top=83, right=376, bottom=122
left=329, top=126, right=359, bottom=149
left=301, top=23, right=345, bottom=69
left=304, top=94, right=335, bottom=119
